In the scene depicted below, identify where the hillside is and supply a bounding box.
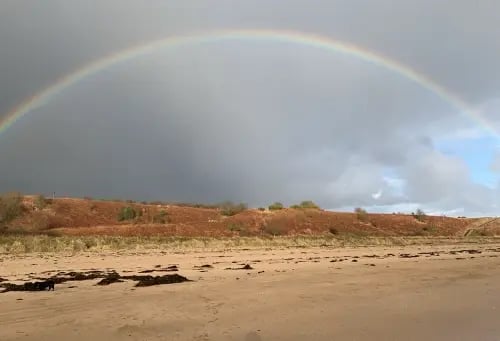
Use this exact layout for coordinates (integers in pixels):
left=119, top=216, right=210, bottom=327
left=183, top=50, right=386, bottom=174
left=0, top=195, right=493, bottom=237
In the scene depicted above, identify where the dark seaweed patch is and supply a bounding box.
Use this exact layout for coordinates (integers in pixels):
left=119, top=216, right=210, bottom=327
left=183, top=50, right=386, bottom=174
left=132, top=274, right=190, bottom=287
left=225, top=264, right=254, bottom=270
left=1, top=269, right=191, bottom=293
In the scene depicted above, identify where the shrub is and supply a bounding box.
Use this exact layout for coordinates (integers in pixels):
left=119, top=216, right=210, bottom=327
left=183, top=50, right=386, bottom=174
left=258, top=207, right=266, bottom=211
left=219, top=201, right=247, bottom=216
left=0, top=192, right=23, bottom=224
left=226, top=223, right=251, bottom=236
left=328, top=227, right=339, bottom=235
left=413, top=209, right=426, bottom=222
left=289, top=201, right=321, bottom=209
left=268, top=202, right=284, bottom=211
left=34, top=194, right=48, bottom=210
left=298, top=200, right=320, bottom=209
left=354, top=207, right=368, bottom=221
left=153, top=210, right=170, bottom=224
left=117, top=207, right=137, bottom=221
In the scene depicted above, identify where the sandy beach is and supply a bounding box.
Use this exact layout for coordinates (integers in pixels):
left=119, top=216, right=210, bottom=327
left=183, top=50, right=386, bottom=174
left=1, top=242, right=500, bottom=341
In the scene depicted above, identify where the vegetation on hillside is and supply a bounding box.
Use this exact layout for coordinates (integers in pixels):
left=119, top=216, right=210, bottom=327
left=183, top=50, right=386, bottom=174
left=412, top=209, right=426, bottom=222
left=0, top=194, right=484, bottom=239
left=218, top=201, right=247, bottom=216
left=291, top=200, right=321, bottom=210
left=117, top=206, right=138, bottom=221
left=152, top=210, right=170, bottom=224
left=34, top=194, right=49, bottom=210
left=268, top=202, right=284, bottom=211
left=0, top=193, right=23, bottom=227
left=355, top=207, right=368, bottom=221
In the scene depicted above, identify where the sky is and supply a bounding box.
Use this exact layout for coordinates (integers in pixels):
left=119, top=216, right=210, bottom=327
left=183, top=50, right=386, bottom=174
left=1, top=0, right=500, bottom=216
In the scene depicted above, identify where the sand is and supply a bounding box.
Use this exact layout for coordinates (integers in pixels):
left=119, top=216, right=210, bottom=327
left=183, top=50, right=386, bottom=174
left=1, top=242, right=500, bottom=340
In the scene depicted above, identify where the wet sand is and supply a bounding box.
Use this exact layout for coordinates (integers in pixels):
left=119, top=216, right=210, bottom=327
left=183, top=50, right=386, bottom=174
left=1, top=243, right=500, bottom=340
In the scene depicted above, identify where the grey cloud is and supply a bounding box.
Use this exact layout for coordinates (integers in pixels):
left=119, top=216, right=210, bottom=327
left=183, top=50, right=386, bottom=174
left=1, top=0, right=500, bottom=215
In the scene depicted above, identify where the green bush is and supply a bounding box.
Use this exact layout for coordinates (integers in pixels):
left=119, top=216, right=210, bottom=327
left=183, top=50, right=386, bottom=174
left=0, top=192, right=23, bottom=224
left=117, top=207, right=137, bottom=221
left=153, top=210, right=169, bottom=224
left=219, top=201, right=247, bottom=216
left=268, top=202, right=284, bottom=211
left=258, top=207, right=266, bottom=211
left=298, top=200, right=320, bottom=209
left=228, top=223, right=251, bottom=236
left=289, top=201, right=321, bottom=210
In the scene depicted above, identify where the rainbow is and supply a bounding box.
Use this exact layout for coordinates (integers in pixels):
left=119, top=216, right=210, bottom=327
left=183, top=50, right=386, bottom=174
left=0, top=29, right=496, bottom=137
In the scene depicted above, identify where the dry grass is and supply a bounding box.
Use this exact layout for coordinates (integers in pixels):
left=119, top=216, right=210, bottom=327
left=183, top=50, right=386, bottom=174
left=0, top=192, right=23, bottom=225
left=1, top=234, right=499, bottom=254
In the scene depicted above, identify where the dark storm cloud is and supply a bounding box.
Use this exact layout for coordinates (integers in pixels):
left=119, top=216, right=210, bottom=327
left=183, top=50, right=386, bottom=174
left=1, top=0, right=500, bottom=215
